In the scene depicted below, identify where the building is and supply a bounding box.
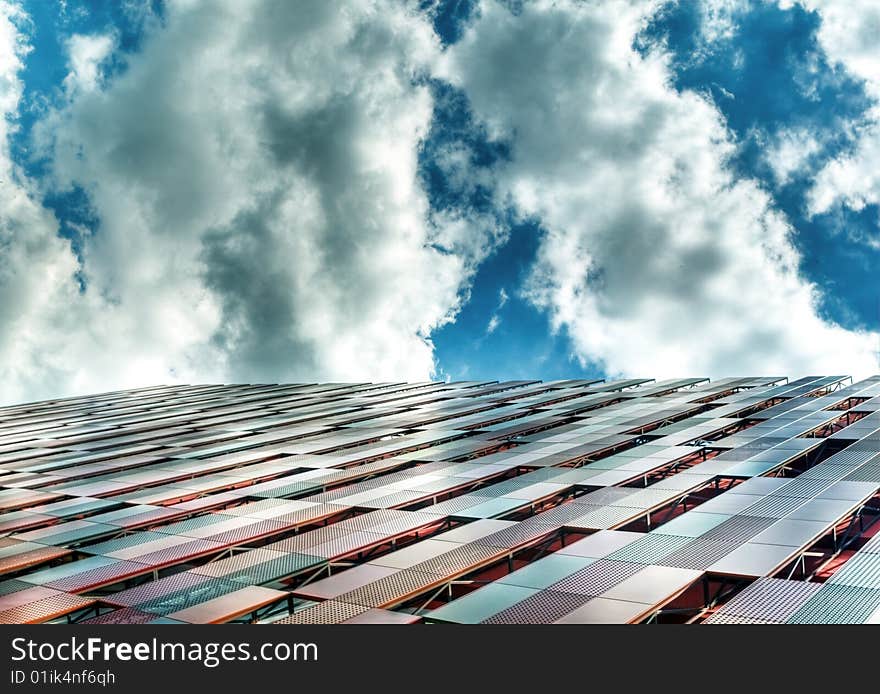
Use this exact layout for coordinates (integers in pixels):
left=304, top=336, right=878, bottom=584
left=1, top=376, right=879, bottom=624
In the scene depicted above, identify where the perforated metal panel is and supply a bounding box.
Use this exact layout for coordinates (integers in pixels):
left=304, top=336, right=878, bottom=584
left=218, top=498, right=295, bottom=517
left=205, top=519, right=288, bottom=546
left=824, top=450, right=879, bottom=467
left=80, top=607, right=156, bottom=625
left=472, top=520, right=555, bottom=550
left=253, top=480, right=322, bottom=498
left=574, top=487, right=636, bottom=505
left=104, top=507, right=183, bottom=529
left=703, top=612, right=775, bottom=624
left=335, top=510, right=416, bottom=532
left=264, top=525, right=348, bottom=553
left=334, top=509, right=398, bottom=532
left=273, top=600, right=370, bottom=624
left=105, top=572, right=213, bottom=607
left=357, top=491, right=426, bottom=509
left=153, top=514, right=229, bottom=535
left=130, top=538, right=224, bottom=567
left=136, top=578, right=241, bottom=616
left=547, top=559, right=643, bottom=596
left=531, top=503, right=592, bottom=526
left=658, top=538, right=738, bottom=570
left=567, top=506, right=642, bottom=530
left=14, top=521, right=115, bottom=548
left=801, top=463, right=864, bottom=480
left=0, top=579, right=33, bottom=597
left=308, top=532, right=388, bottom=559
left=411, top=543, right=502, bottom=577
left=775, top=478, right=835, bottom=498
left=273, top=504, right=345, bottom=527
left=700, top=515, right=775, bottom=542
left=827, top=552, right=880, bottom=589
left=368, top=511, right=444, bottom=536
left=421, top=495, right=493, bottom=515
left=844, top=464, right=880, bottom=484
left=227, top=554, right=326, bottom=585
left=8, top=377, right=880, bottom=625
left=82, top=531, right=168, bottom=556
left=0, top=545, right=72, bottom=574
left=481, top=590, right=589, bottom=624
left=712, top=578, right=821, bottom=623
left=787, top=584, right=880, bottom=624
left=615, top=488, right=678, bottom=510
left=859, top=533, right=880, bottom=555
left=45, top=560, right=149, bottom=592
left=336, top=570, right=439, bottom=608
left=0, top=592, right=94, bottom=624
left=738, top=494, right=808, bottom=519
left=605, top=534, right=691, bottom=565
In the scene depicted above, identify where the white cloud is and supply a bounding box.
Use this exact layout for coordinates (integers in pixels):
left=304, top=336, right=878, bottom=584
left=486, top=314, right=500, bottom=335
left=440, top=0, right=878, bottom=379
left=0, top=2, right=106, bottom=404
left=777, top=1, right=880, bottom=228
left=2, top=0, right=497, bottom=404
left=783, top=1, right=880, bottom=95
left=2, top=0, right=877, bottom=406
left=63, top=33, right=114, bottom=93
left=485, top=287, right=508, bottom=335
left=763, top=128, right=821, bottom=186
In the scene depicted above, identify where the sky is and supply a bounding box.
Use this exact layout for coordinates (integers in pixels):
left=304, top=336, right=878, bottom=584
left=0, top=0, right=879, bottom=404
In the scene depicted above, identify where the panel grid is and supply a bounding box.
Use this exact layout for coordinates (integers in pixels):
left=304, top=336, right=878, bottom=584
left=547, top=559, right=643, bottom=596
left=481, top=590, right=589, bottom=624
left=711, top=578, right=822, bottom=623
left=4, top=376, right=880, bottom=624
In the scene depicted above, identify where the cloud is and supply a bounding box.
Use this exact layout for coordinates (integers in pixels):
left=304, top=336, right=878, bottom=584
left=63, top=33, right=114, bottom=93
left=485, top=314, right=500, bottom=335
left=439, top=0, right=878, bottom=379
left=763, top=128, right=822, bottom=186
left=0, top=0, right=499, bottom=403
left=484, top=287, right=507, bottom=335
left=777, top=1, right=880, bottom=229
left=0, top=2, right=95, bottom=403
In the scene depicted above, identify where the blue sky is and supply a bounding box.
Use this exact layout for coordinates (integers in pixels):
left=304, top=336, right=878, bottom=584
left=1, top=0, right=879, bottom=402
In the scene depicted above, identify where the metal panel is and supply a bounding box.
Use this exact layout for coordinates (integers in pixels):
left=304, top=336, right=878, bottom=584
left=658, top=538, right=739, bottom=570
left=45, top=560, right=150, bottom=592
left=471, top=519, right=556, bottom=550
left=274, top=600, right=371, bottom=624
left=547, top=559, right=644, bottom=596
left=707, top=542, right=799, bottom=578
left=710, top=577, right=821, bottom=623
left=556, top=530, right=645, bottom=559
left=554, top=597, right=651, bottom=624
left=104, top=572, right=214, bottom=607
left=336, top=570, right=440, bottom=608
left=602, top=565, right=702, bottom=605
left=0, top=592, right=95, bottom=624
left=700, top=515, right=775, bottom=543
left=567, top=505, right=643, bottom=530
left=827, top=553, right=880, bottom=589
left=428, top=583, right=538, bottom=624
left=703, top=612, right=776, bottom=624
left=80, top=607, right=157, bottom=625
left=411, top=543, right=503, bottom=577
left=605, top=534, right=691, bottom=564
left=481, top=590, right=589, bottom=624
left=136, top=578, right=242, bottom=616
left=787, top=584, right=880, bottom=624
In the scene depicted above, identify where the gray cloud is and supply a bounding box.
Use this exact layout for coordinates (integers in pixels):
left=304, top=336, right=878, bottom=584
left=0, top=0, right=501, bottom=403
